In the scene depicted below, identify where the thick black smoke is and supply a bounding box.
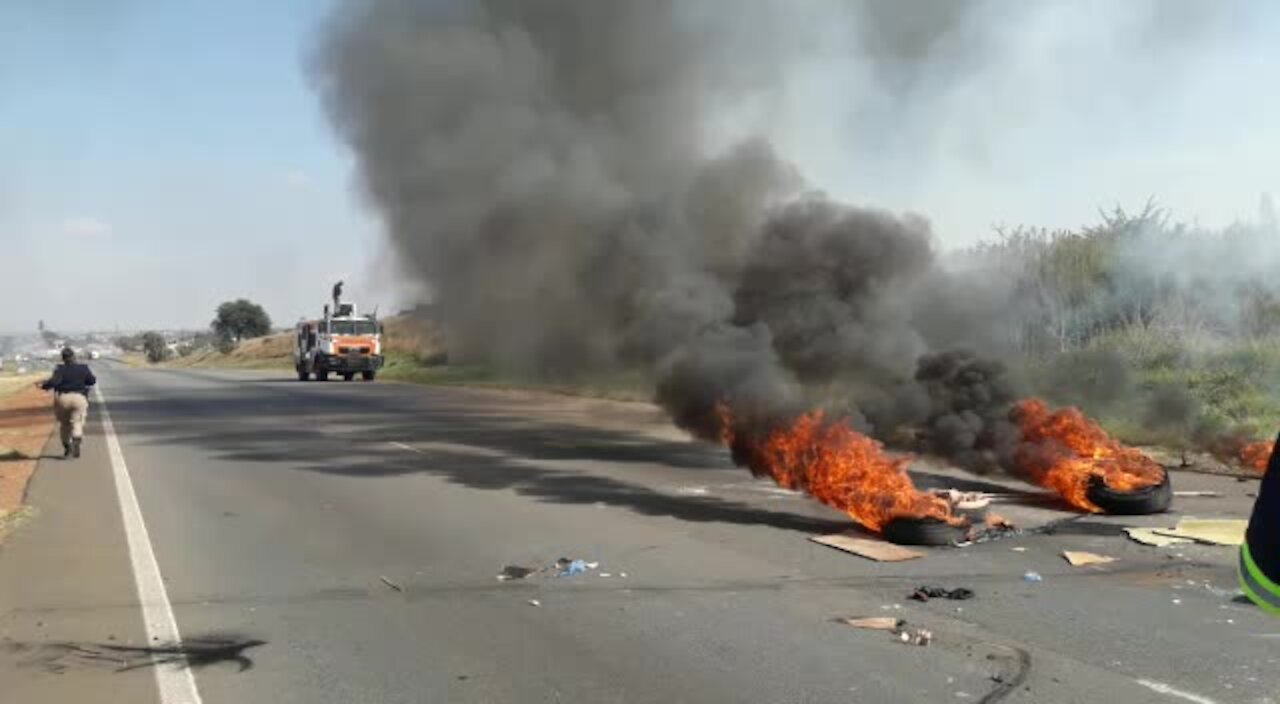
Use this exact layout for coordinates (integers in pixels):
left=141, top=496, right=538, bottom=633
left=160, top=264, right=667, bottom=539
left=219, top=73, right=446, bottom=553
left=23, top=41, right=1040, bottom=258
left=314, top=0, right=1020, bottom=468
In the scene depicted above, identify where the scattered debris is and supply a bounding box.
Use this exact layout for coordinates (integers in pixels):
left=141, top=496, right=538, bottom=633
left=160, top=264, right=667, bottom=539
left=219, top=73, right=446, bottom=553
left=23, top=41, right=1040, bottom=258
left=497, top=565, right=537, bottom=581
left=834, top=615, right=931, bottom=645
left=379, top=576, right=404, bottom=592
left=527, top=599, right=541, bottom=607
left=810, top=532, right=925, bottom=562
left=1062, top=551, right=1116, bottom=567
left=1173, top=491, right=1222, bottom=498
left=935, top=489, right=993, bottom=510
left=910, top=586, right=975, bottom=602
left=1153, top=518, right=1248, bottom=546
left=1023, top=571, right=1043, bottom=583
left=897, top=628, right=933, bottom=646
left=558, top=559, right=589, bottom=577
left=834, top=616, right=902, bottom=631
left=1010, top=547, right=1028, bottom=552
left=1125, top=527, right=1192, bottom=547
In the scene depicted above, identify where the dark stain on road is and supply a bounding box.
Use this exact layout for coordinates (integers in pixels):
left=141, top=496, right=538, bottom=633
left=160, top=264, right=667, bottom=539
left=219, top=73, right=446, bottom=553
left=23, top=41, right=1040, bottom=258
left=978, top=645, right=1031, bottom=703
left=5, top=632, right=266, bottom=673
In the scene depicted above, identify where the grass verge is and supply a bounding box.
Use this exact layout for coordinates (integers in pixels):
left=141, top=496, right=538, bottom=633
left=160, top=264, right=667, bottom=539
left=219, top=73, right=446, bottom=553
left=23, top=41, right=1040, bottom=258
left=0, top=380, right=55, bottom=541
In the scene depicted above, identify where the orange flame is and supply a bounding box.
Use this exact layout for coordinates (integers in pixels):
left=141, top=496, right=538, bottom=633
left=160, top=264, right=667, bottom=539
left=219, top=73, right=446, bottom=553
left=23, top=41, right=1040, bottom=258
left=1230, top=439, right=1272, bottom=473
left=718, top=406, right=957, bottom=532
left=1011, top=399, right=1164, bottom=512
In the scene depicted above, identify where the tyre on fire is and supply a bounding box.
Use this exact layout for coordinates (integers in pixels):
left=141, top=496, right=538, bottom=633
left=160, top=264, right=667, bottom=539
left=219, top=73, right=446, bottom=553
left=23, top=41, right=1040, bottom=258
left=1085, top=470, right=1172, bottom=515
left=882, top=517, right=970, bottom=546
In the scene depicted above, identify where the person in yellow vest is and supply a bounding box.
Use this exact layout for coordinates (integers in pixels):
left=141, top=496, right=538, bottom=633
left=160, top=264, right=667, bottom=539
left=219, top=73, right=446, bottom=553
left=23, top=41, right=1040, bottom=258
left=1240, top=432, right=1280, bottom=615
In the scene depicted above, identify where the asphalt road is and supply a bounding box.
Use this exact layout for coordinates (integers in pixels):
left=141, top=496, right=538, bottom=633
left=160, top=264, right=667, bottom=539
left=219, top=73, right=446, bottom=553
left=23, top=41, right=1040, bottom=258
left=0, top=363, right=1274, bottom=703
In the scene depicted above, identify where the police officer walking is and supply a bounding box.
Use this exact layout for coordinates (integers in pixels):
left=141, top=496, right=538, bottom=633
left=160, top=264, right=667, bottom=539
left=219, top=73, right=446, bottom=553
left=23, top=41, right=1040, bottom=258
left=35, top=348, right=97, bottom=459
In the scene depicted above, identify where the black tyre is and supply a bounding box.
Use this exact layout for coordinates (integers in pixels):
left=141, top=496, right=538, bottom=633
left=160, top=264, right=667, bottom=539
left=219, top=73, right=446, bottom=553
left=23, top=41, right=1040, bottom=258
left=297, top=368, right=309, bottom=381
left=362, top=371, right=377, bottom=382
left=342, top=373, right=355, bottom=382
left=1086, top=470, right=1172, bottom=515
left=882, top=517, right=969, bottom=546
left=316, top=370, right=330, bottom=382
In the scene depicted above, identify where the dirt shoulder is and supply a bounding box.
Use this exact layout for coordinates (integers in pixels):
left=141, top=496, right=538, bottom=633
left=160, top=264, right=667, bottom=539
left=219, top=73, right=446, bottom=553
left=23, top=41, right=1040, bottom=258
left=0, top=381, right=55, bottom=535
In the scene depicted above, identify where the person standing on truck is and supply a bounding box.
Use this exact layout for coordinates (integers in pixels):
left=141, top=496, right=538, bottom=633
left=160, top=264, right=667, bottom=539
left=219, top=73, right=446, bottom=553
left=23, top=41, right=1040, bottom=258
left=35, top=348, right=97, bottom=459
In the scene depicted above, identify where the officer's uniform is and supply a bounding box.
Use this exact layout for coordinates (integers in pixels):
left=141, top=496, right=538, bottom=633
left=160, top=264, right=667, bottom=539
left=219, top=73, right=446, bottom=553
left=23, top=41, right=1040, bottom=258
left=1240, top=431, right=1280, bottom=615
left=39, top=352, right=97, bottom=458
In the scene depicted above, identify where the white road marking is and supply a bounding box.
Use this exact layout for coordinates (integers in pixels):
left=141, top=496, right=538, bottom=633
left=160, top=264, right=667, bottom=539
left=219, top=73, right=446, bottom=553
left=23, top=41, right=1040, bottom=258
left=97, top=387, right=204, bottom=704
left=1136, top=679, right=1219, bottom=704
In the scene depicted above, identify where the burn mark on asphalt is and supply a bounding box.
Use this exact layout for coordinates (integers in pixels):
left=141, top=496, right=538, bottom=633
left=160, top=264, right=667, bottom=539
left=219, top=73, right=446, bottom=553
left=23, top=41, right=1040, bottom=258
left=5, top=632, right=266, bottom=673
left=978, top=645, right=1031, bottom=703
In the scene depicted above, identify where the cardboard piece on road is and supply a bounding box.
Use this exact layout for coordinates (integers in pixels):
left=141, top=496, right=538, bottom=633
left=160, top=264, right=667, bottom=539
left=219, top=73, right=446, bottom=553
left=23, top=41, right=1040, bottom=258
left=1062, top=550, right=1116, bottom=567
left=834, top=616, right=902, bottom=631
left=1153, top=518, right=1248, bottom=546
left=810, top=532, right=925, bottom=562
left=1125, top=527, right=1192, bottom=547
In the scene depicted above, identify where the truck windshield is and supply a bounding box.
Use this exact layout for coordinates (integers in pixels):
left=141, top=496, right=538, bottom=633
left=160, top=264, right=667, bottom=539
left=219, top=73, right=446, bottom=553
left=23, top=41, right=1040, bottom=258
left=329, top=320, right=378, bottom=335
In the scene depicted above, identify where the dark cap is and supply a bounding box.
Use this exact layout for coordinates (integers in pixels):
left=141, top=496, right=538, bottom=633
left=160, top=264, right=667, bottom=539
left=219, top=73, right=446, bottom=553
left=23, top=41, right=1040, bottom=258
left=60, top=347, right=75, bottom=362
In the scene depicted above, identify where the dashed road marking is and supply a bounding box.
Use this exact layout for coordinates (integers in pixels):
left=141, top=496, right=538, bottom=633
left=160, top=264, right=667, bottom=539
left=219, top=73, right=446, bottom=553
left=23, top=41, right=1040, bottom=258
left=1135, top=679, right=1219, bottom=704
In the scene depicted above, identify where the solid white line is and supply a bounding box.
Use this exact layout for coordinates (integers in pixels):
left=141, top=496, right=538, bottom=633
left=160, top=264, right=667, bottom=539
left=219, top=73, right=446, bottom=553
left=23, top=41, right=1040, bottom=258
left=97, top=387, right=204, bottom=704
left=1135, top=679, right=1219, bottom=704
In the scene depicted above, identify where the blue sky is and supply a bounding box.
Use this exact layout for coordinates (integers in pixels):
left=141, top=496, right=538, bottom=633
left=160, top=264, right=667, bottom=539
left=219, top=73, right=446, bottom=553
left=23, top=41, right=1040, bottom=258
left=0, top=0, right=403, bottom=333
left=3, top=0, right=1279, bottom=335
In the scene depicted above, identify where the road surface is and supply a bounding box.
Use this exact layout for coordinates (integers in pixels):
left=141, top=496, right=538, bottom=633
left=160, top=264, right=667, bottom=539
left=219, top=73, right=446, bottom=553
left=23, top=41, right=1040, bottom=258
left=0, top=363, right=1273, bottom=703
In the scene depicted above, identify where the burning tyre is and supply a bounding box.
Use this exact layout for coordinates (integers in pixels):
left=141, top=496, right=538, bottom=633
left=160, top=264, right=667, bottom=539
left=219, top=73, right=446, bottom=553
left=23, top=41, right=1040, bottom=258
left=1085, top=469, right=1172, bottom=515
left=881, top=517, right=970, bottom=546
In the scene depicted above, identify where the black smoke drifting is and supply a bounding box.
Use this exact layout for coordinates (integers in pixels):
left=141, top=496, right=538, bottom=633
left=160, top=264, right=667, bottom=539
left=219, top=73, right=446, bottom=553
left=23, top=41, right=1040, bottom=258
left=314, top=0, right=1021, bottom=467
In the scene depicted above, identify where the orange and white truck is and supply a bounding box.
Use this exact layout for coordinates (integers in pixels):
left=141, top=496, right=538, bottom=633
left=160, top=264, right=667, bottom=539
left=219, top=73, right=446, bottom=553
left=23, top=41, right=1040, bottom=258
left=294, top=287, right=385, bottom=382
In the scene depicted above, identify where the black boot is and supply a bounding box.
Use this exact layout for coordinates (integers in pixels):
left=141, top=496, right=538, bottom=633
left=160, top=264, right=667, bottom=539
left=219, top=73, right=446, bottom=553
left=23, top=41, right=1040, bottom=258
left=63, top=442, right=72, bottom=458
left=72, top=438, right=82, bottom=459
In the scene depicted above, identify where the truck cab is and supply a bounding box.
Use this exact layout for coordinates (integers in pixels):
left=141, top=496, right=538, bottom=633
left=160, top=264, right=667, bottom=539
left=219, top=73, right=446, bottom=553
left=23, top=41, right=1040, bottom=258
left=294, top=302, right=385, bottom=382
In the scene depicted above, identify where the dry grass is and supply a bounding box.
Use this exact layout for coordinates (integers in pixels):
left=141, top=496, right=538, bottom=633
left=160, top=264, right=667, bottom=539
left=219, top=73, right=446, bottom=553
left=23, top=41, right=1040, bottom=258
left=164, top=316, right=448, bottom=371
left=0, top=384, right=54, bottom=528
left=167, top=333, right=295, bottom=370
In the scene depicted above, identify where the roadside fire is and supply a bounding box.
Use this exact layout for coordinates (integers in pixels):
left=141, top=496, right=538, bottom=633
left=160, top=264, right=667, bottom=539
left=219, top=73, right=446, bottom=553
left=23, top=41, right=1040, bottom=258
left=718, top=406, right=961, bottom=533
left=1011, top=399, right=1166, bottom=512
left=1231, top=439, right=1271, bottom=473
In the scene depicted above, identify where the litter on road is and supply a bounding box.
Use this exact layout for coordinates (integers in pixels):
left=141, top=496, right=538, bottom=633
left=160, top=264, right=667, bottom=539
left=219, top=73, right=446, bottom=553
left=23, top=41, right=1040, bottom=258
left=1062, top=551, right=1117, bottom=567
left=1153, top=518, right=1247, bottom=546
left=1125, top=527, right=1192, bottom=547
left=809, top=532, right=925, bottom=562
left=498, top=565, right=537, bottom=581
left=1173, top=491, right=1222, bottom=498
left=1023, top=571, right=1044, bottom=583
left=897, top=628, right=933, bottom=646
left=558, top=559, right=589, bottom=577
left=528, top=599, right=541, bottom=607
left=834, top=616, right=931, bottom=646
left=379, top=575, right=404, bottom=592
left=833, top=616, right=902, bottom=631
left=910, top=586, right=975, bottom=602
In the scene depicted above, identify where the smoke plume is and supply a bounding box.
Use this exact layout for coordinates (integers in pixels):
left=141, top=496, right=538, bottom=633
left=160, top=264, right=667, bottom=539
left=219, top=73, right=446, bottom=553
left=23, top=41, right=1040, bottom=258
left=312, top=0, right=1030, bottom=473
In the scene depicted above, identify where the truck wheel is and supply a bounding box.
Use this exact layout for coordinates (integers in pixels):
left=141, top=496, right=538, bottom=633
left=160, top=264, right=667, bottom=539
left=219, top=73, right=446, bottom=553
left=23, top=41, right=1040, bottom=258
left=317, top=370, right=329, bottom=382
left=362, top=371, right=377, bottom=382
left=342, top=373, right=354, bottom=382
left=297, top=368, right=310, bottom=381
